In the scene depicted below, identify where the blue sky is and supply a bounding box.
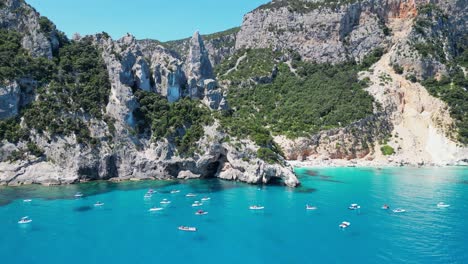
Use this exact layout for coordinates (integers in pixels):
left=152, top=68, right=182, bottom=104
left=27, top=0, right=270, bottom=42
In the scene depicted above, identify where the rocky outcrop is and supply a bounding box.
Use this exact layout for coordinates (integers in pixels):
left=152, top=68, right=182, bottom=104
left=0, top=121, right=299, bottom=187
left=0, top=0, right=60, bottom=58
left=389, top=1, right=467, bottom=79
left=276, top=113, right=393, bottom=161
left=236, top=0, right=391, bottom=63
left=204, top=28, right=238, bottom=65
left=185, top=31, right=214, bottom=98
left=148, top=45, right=186, bottom=102
left=0, top=81, right=20, bottom=119
left=0, top=78, right=36, bottom=119
left=159, top=27, right=239, bottom=67
left=236, top=0, right=465, bottom=64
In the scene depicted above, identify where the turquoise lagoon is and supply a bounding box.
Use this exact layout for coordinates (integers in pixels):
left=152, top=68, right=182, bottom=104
left=1, top=167, right=468, bottom=264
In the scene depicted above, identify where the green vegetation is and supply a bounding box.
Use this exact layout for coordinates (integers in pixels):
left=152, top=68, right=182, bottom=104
left=26, top=142, right=44, bottom=157
left=392, top=64, right=404, bottom=74
left=380, top=145, right=395, bottom=156
left=217, top=48, right=378, bottom=162
left=22, top=37, right=111, bottom=140
left=454, top=34, right=467, bottom=67
left=0, top=29, right=56, bottom=84
left=413, top=42, right=446, bottom=63
left=38, top=16, right=54, bottom=34
left=203, top=27, right=240, bottom=42
left=412, top=4, right=449, bottom=63
left=410, top=4, right=468, bottom=145
left=360, top=48, right=384, bottom=69
left=422, top=67, right=468, bottom=144
left=257, top=147, right=279, bottom=164
left=133, top=90, right=214, bottom=156
left=0, top=117, right=28, bottom=144
left=0, top=30, right=110, bottom=146
left=215, top=48, right=283, bottom=82
left=38, top=16, right=68, bottom=56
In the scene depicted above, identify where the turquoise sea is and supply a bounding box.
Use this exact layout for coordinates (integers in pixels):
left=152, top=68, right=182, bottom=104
left=1, top=167, right=468, bottom=264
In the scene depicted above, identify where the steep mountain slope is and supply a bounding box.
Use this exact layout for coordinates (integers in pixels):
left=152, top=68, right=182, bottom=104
left=220, top=0, right=467, bottom=166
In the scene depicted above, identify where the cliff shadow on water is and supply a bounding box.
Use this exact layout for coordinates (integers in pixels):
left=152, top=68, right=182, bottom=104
left=0, top=177, right=250, bottom=206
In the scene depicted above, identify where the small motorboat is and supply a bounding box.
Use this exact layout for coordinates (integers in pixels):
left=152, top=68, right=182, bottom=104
left=393, top=208, right=406, bottom=213
left=186, top=193, right=197, bottom=197
left=18, top=216, right=32, bottom=224
left=249, top=205, right=264, bottom=210
left=201, top=197, right=211, bottom=201
left=339, top=221, right=351, bottom=229
left=94, top=202, right=104, bottom=207
left=437, top=202, right=450, bottom=208
left=149, top=207, right=163, bottom=212
left=23, top=199, right=32, bottom=203
left=195, top=210, right=208, bottom=215
left=192, top=202, right=203, bottom=207
left=178, top=226, right=197, bottom=232
left=144, top=194, right=152, bottom=199
left=381, top=204, right=390, bottom=210
left=147, top=189, right=155, bottom=194
left=306, top=204, right=317, bottom=210
left=348, top=203, right=361, bottom=210
left=170, top=190, right=180, bottom=194
left=74, top=192, right=83, bottom=198
left=160, top=199, right=171, bottom=204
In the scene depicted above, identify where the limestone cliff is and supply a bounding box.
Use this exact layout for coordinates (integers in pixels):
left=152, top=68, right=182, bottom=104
left=0, top=0, right=297, bottom=187
left=267, top=0, right=468, bottom=166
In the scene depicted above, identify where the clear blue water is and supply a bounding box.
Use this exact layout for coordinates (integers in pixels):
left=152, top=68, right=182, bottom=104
left=1, top=167, right=468, bottom=264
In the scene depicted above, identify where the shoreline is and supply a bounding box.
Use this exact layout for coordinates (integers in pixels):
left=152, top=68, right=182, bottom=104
left=287, top=159, right=468, bottom=169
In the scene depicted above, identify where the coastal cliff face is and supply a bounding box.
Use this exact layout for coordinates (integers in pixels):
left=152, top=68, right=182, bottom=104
left=0, top=0, right=298, bottom=187
left=0, top=0, right=467, bottom=186
left=240, top=0, right=467, bottom=166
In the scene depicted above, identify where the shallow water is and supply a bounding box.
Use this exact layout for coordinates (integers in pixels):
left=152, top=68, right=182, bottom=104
left=1, top=167, right=467, bottom=264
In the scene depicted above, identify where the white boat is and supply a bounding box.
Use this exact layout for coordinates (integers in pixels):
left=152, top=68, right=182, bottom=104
left=192, top=202, right=203, bottom=207
left=18, top=216, right=32, bottom=224
left=339, top=221, right=351, bottom=229
left=437, top=202, right=450, bottom=208
left=249, top=205, right=264, bottom=210
left=160, top=199, right=171, bottom=204
left=178, top=226, right=197, bottom=232
left=186, top=193, right=197, bottom=197
left=306, top=205, right=317, bottom=210
left=170, top=190, right=180, bottom=194
left=23, top=199, right=32, bottom=203
left=94, top=202, right=104, bottom=207
left=393, top=208, right=406, bottom=213
left=201, top=197, right=211, bottom=201
left=144, top=194, right=152, bottom=199
left=74, top=192, right=83, bottom=198
left=348, top=203, right=361, bottom=210
left=149, top=207, right=163, bottom=212
left=195, top=210, right=208, bottom=215
left=381, top=204, right=390, bottom=210
left=147, top=189, right=155, bottom=194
